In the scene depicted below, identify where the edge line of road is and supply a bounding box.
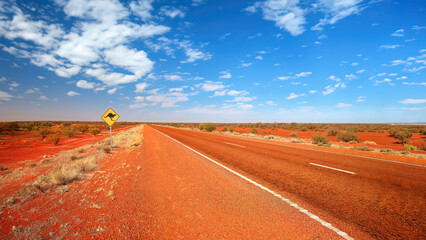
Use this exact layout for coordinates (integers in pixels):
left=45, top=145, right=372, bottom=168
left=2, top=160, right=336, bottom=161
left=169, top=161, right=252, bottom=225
left=151, top=126, right=354, bottom=240
left=156, top=125, right=425, bottom=168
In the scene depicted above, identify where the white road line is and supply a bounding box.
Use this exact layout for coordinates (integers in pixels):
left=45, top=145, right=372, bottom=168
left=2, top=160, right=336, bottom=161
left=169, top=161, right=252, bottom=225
left=152, top=127, right=354, bottom=240
left=309, top=163, right=356, bottom=175
left=225, top=142, right=246, bottom=148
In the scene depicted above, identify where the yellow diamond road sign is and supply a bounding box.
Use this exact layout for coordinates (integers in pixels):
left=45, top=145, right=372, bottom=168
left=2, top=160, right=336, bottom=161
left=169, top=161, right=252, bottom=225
left=102, top=108, right=120, bottom=126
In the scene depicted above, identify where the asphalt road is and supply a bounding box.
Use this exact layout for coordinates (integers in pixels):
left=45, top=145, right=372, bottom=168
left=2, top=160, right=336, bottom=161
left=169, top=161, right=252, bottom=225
left=149, top=125, right=426, bottom=239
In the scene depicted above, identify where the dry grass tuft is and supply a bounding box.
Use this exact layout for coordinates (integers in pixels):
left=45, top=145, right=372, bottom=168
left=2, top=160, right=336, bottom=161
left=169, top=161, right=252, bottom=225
left=16, top=185, right=37, bottom=202
left=50, top=166, right=80, bottom=186
left=74, top=156, right=97, bottom=173
left=362, top=141, right=377, bottom=145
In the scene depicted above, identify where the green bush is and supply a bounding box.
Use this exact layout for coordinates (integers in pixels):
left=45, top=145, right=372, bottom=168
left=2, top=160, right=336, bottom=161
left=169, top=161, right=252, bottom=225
left=200, top=123, right=216, bottom=132
left=65, top=127, right=78, bottom=137
left=229, top=127, right=235, bottom=133
left=222, top=126, right=228, bottom=132
left=327, top=127, right=340, bottom=136
left=77, top=124, right=89, bottom=133
left=39, top=128, right=51, bottom=139
left=337, top=131, right=360, bottom=143
left=404, top=145, right=418, bottom=151
left=311, top=134, right=329, bottom=145
left=250, top=128, right=258, bottom=134
left=394, top=131, right=412, bottom=144
left=290, top=132, right=298, bottom=137
left=90, top=128, right=101, bottom=136
left=420, top=129, right=426, bottom=135
left=50, top=135, right=61, bottom=146
left=300, top=127, right=308, bottom=132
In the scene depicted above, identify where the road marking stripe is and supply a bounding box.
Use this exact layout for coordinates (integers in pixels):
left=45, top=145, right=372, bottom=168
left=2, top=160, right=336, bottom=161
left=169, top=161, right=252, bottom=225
left=225, top=142, right=246, bottom=148
left=152, top=127, right=354, bottom=240
left=309, top=163, right=356, bottom=175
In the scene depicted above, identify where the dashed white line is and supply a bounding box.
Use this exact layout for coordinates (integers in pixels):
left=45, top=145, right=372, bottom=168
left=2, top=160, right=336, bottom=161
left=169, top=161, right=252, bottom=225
left=225, top=142, right=246, bottom=148
left=309, top=163, right=356, bottom=175
left=152, top=127, right=354, bottom=240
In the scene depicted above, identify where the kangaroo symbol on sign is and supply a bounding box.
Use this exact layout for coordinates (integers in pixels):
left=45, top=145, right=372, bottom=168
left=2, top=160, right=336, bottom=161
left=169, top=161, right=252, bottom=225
left=104, top=113, right=116, bottom=121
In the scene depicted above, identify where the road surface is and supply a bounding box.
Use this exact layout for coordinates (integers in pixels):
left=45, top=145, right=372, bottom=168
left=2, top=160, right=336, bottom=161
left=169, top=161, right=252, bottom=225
left=148, top=125, right=426, bottom=239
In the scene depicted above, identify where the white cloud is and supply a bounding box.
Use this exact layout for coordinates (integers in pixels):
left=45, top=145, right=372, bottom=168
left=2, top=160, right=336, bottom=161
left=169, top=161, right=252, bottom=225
left=278, top=76, right=291, bottom=80
left=266, top=100, right=276, bottom=106
left=412, top=25, right=426, bottom=30
left=323, top=82, right=346, bottom=95
left=8, top=81, right=19, bottom=88
left=76, top=80, right=95, bottom=89
left=214, top=90, right=228, bottom=96
left=255, top=55, right=263, bottom=60
left=246, top=0, right=306, bottom=36
left=177, top=40, right=212, bottom=63
left=39, top=95, right=49, bottom=100
left=294, top=71, right=311, bottom=78
left=336, top=103, right=352, bottom=108
left=351, top=62, right=359, bottom=66
left=191, top=0, right=205, bottom=7
left=135, top=82, right=149, bottom=93
left=231, top=96, right=256, bottom=102
left=402, top=82, right=426, bottom=86
left=227, top=90, right=248, bottom=96
left=396, top=76, right=407, bottom=80
left=0, top=91, right=13, bottom=101
left=219, top=72, right=232, bottom=79
left=328, top=75, right=341, bottom=81
left=164, top=74, right=183, bottom=81
left=219, top=33, right=231, bottom=40
left=380, top=44, right=402, bottom=49
left=107, top=88, right=117, bottom=95
left=287, top=92, right=304, bottom=100
left=146, top=91, right=190, bottom=108
left=0, top=77, right=6, bottom=82
left=159, top=6, right=186, bottom=18
left=391, top=29, right=404, bottom=37
left=248, top=33, right=263, bottom=39
left=130, top=0, right=154, bottom=21
left=309, top=90, right=317, bottom=94
left=67, top=91, right=80, bottom=96
left=239, top=62, right=252, bottom=68
left=134, top=96, right=145, bottom=102
left=197, top=81, right=226, bottom=92
left=129, top=102, right=150, bottom=109
left=345, top=74, right=357, bottom=80
left=312, top=0, right=367, bottom=31
left=399, top=99, right=426, bottom=104
left=104, top=45, right=153, bottom=78
left=356, top=69, right=365, bottom=74
left=356, top=96, right=366, bottom=102
left=401, top=106, right=426, bottom=111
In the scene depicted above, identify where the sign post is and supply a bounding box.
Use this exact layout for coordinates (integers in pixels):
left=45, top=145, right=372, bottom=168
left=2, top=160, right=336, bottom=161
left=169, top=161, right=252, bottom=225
left=101, top=108, right=120, bottom=149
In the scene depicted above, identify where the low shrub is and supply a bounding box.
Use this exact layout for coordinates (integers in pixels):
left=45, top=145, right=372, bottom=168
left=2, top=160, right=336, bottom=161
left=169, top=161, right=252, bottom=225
left=222, top=127, right=228, bottom=132
left=90, top=128, right=101, bottom=136
left=229, top=127, right=235, bottom=133
left=356, top=146, right=373, bottom=151
left=327, top=127, right=340, bottom=136
left=26, top=163, right=37, bottom=168
left=250, top=128, right=258, bottom=134
left=362, top=141, right=377, bottom=145
left=311, top=134, right=329, bottom=145
left=337, top=131, right=360, bottom=143
left=65, top=127, right=78, bottom=137
left=394, top=131, right=412, bottom=144
left=420, top=129, right=426, bottom=135
left=199, top=123, right=216, bottom=132
left=50, top=134, right=61, bottom=146
left=265, top=135, right=275, bottom=139
left=74, top=157, right=97, bottom=173
left=300, top=127, right=308, bottom=132
left=77, top=124, right=89, bottom=133
left=290, top=132, right=298, bottom=137
left=380, top=149, right=395, bottom=154
left=39, top=128, right=51, bottom=139
left=404, top=145, right=418, bottom=151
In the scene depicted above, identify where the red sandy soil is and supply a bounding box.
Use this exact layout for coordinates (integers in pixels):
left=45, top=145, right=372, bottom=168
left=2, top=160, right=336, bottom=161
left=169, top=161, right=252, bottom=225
left=187, top=126, right=426, bottom=153
left=0, top=126, right=132, bottom=169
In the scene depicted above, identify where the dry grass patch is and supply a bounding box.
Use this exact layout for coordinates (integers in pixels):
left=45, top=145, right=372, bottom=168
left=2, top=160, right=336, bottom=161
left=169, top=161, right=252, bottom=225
left=74, top=156, right=97, bottom=173
left=362, top=141, right=377, bottom=145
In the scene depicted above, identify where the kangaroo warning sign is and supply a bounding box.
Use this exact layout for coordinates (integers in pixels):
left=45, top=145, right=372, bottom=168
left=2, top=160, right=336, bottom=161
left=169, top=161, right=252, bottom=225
left=102, top=108, right=120, bottom=126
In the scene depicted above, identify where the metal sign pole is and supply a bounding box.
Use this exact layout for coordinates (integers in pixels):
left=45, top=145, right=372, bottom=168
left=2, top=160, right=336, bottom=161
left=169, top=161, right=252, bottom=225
left=110, top=125, right=112, bottom=149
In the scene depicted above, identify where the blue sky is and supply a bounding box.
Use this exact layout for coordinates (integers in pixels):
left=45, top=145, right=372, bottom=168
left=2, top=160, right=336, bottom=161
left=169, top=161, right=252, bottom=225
left=0, top=0, right=425, bottom=122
